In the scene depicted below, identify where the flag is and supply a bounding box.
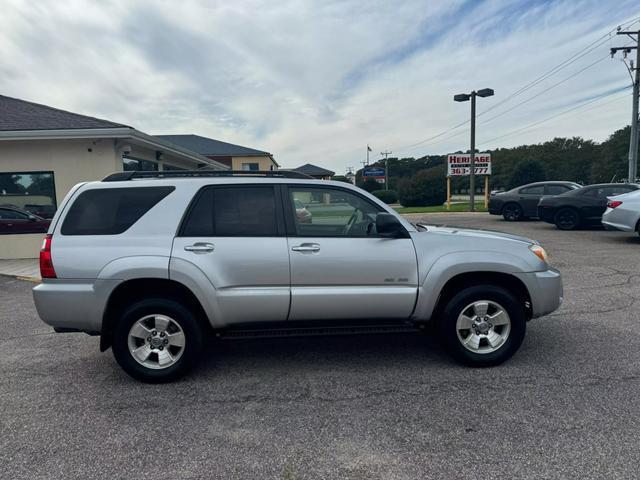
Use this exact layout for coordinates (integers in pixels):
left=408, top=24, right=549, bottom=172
left=367, top=144, right=372, bottom=152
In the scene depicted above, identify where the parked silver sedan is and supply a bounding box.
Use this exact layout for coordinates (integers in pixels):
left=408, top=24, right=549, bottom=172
left=602, top=189, right=640, bottom=236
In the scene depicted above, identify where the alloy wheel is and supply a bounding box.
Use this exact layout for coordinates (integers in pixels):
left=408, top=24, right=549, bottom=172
left=455, top=300, right=511, bottom=354
left=127, top=314, right=186, bottom=369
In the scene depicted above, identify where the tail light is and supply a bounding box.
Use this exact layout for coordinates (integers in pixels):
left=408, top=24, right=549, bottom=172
left=607, top=200, right=623, bottom=209
left=39, top=234, right=57, bottom=278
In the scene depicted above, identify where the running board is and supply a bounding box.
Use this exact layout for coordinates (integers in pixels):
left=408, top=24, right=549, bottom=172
left=217, top=324, right=421, bottom=340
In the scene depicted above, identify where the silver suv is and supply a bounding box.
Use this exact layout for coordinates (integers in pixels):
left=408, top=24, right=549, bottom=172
left=33, top=170, right=563, bottom=382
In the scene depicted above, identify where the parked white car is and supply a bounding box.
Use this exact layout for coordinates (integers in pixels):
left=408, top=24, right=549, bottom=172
left=602, top=189, right=640, bottom=235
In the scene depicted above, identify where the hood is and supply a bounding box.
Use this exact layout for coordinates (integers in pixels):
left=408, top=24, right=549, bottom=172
left=415, top=224, right=536, bottom=246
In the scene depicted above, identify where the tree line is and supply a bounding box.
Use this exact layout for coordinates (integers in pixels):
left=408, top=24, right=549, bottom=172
left=353, top=126, right=637, bottom=206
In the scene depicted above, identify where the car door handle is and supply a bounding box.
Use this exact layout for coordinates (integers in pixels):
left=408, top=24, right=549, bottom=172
left=184, top=243, right=215, bottom=253
left=291, top=243, right=320, bottom=252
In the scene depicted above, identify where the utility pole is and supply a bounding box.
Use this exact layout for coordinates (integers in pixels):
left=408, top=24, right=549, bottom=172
left=611, top=29, right=639, bottom=182
left=454, top=88, right=494, bottom=212
left=381, top=150, right=392, bottom=190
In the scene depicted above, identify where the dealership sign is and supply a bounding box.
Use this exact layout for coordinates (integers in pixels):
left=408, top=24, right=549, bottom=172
left=447, top=154, right=492, bottom=176
left=363, top=167, right=386, bottom=183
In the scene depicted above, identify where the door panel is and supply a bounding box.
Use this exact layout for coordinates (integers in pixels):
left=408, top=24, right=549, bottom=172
left=285, top=185, right=418, bottom=321
left=171, top=185, right=290, bottom=325
left=288, top=237, right=418, bottom=320
left=172, top=236, right=290, bottom=323
left=518, top=186, right=545, bottom=217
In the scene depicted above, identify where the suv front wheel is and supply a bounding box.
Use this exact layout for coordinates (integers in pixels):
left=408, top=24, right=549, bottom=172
left=112, top=298, right=204, bottom=383
left=439, top=285, right=525, bottom=367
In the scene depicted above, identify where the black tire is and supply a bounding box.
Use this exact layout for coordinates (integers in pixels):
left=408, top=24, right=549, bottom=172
left=502, top=203, right=523, bottom=221
left=439, top=285, right=526, bottom=367
left=112, top=298, right=204, bottom=383
left=554, top=207, right=580, bottom=230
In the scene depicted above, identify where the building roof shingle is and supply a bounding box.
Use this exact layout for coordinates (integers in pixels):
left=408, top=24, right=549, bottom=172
left=156, top=134, right=271, bottom=157
left=0, top=95, right=128, bottom=131
left=293, top=163, right=335, bottom=176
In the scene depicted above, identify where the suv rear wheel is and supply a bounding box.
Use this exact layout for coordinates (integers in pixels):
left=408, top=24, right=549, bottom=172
left=112, top=298, right=204, bottom=383
left=439, top=285, right=525, bottom=367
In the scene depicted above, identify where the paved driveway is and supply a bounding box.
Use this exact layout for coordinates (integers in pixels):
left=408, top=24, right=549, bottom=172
left=2, top=214, right=640, bottom=479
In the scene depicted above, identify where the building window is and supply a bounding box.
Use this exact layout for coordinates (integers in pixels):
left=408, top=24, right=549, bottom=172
left=0, top=171, right=57, bottom=227
left=163, top=164, right=187, bottom=171
left=242, top=163, right=260, bottom=171
left=123, top=156, right=159, bottom=171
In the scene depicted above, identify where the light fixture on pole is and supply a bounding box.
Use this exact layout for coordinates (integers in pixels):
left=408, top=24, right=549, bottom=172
left=454, top=88, right=494, bottom=212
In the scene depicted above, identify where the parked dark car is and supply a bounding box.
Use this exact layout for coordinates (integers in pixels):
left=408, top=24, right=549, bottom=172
left=0, top=206, right=51, bottom=234
left=488, top=181, right=582, bottom=221
left=537, top=183, right=640, bottom=230
left=24, top=203, right=56, bottom=219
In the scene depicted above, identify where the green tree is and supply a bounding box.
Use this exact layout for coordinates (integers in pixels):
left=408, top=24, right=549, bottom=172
left=590, top=126, right=635, bottom=183
left=508, top=159, right=546, bottom=188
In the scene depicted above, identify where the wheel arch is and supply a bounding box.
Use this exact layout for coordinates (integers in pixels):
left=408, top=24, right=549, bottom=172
left=553, top=205, right=581, bottom=228
left=100, top=278, right=211, bottom=352
left=431, top=272, right=532, bottom=324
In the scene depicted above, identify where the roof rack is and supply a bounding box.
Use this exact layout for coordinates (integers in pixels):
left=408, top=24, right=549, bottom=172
left=102, top=169, right=314, bottom=182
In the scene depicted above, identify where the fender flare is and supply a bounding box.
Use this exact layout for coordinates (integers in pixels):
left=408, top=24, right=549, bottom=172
left=413, top=251, right=534, bottom=321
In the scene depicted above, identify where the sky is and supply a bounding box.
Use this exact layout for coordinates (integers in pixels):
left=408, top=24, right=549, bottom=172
left=1, top=0, right=638, bottom=174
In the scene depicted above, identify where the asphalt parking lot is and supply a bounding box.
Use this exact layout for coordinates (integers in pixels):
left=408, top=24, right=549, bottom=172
left=2, top=213, right=640, bottom=480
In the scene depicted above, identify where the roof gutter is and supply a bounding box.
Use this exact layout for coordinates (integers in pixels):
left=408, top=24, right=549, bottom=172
left=0, top=127, right=228, bottom=170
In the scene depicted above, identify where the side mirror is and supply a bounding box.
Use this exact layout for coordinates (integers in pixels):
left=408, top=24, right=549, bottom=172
left=28, top=215, right=37, bottom=222
left=376, top=213, right=406, bottom=238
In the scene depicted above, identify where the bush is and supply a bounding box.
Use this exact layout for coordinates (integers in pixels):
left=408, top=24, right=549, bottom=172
left=397, top=166, right=447, bottom=207
left=371, top=190, right=398, bottom=204
left=359, top=179, right=381, bottom=192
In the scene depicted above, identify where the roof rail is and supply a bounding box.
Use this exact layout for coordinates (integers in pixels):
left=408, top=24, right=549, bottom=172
left=102, top=169, right=314, bottom=182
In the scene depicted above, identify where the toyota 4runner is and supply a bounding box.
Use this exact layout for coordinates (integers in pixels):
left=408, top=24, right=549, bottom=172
left=33, top=170, right=563, bottom=382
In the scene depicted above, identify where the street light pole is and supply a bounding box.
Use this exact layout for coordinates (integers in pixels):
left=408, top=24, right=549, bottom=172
left=454, top=88, right=494, bottom=212
left=610, top=31, right=639, bottom=183
left=469, top=92, right=477, bottom=211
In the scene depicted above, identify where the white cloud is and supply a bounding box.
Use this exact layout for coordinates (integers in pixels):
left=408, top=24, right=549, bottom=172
left=0, top=0, right=638, bottom=173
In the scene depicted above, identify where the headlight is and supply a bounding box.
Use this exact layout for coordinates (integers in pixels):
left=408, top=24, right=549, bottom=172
left=529, top=244, right=548, bottom=263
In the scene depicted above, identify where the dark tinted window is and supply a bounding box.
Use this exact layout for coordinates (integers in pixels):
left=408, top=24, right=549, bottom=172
left=0, top=208, right=28, bottom=220
left=61, top=187, right=174, bottom=235
left=602, top=185, right=636, bottom=197
left=181, top=186, right=278, bottom=237
left=546, top=185, right=572, bottom=195
left=579, top=187, right=597, bottom=197
left=0, top=171, right=57, bottom=219
left=520, top=185, right=544, bottom=195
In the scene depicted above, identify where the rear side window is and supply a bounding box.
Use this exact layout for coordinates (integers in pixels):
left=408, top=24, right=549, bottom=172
left=61, top=187, right=174, bottom=235
left=546, top=185, right=571, bottom=195
left=181, top=186, right=278, bottom=237
left=520, top=185, right=544, bottom=195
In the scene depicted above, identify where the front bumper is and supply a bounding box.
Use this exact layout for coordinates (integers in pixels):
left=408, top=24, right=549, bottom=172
left=536, top=206, right=555, bottom=224
left=514, top=268, right=563, bottom=319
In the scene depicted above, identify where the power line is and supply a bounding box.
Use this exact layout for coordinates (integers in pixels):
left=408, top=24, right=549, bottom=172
left=478, top=86, right=631, bottom=147
left=478, top=55, right=609, bottom=125
left=393, top=14, right=640, bottom=155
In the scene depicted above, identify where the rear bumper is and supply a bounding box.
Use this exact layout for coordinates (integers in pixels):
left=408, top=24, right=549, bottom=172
left=514, top=268, right=563, bottom=319
left=32, top=279, right=118, bottom=333
left=601, top=209, right=635, bottom=232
